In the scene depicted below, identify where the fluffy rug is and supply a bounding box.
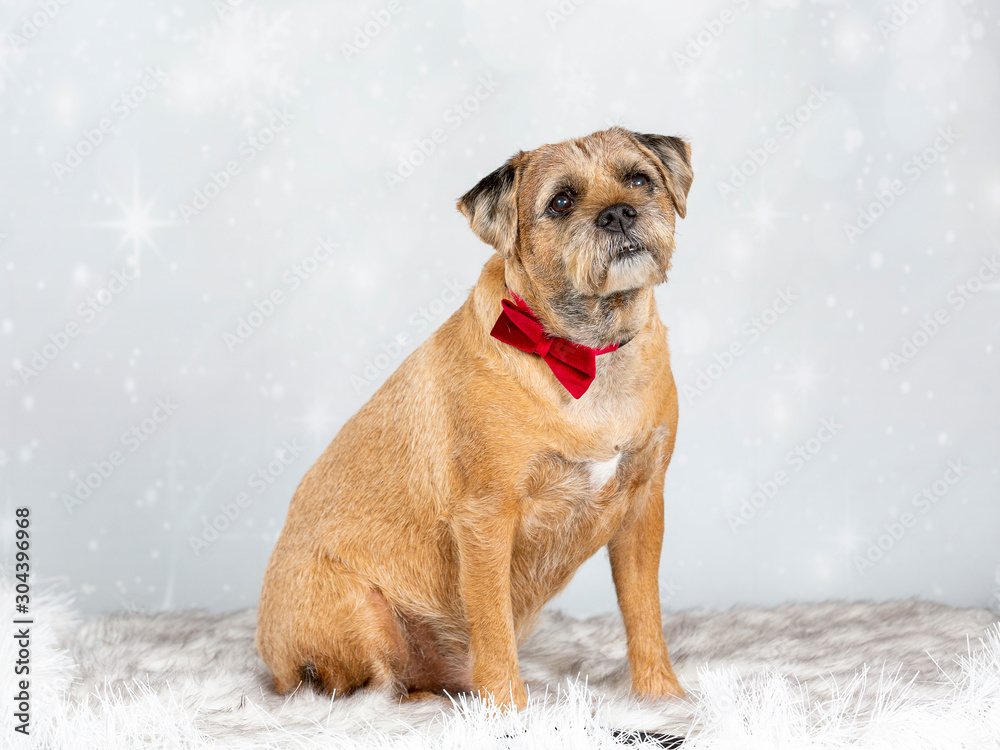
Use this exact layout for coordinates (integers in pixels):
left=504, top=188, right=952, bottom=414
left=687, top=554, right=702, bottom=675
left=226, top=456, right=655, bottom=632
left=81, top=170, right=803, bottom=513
left=2, top=576, right=999, bottom=749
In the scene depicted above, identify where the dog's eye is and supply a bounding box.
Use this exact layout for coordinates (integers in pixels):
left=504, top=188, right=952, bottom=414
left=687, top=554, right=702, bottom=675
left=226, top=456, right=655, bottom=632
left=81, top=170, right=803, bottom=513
left=629, top=174, right=648, bottom=188
left=549, top=193, right=573, bottom=214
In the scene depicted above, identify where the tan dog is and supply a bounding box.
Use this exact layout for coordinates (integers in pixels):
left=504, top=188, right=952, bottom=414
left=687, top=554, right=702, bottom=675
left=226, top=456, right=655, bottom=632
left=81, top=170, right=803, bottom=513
left=256, top=126, right=693, bottom=710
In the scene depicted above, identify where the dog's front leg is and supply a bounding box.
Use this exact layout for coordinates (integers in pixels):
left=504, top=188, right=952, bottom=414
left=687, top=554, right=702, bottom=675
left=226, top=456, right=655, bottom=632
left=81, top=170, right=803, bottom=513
left=453, top=504, right=527, bottom=711
left=607, top=464, right=684, bottom=701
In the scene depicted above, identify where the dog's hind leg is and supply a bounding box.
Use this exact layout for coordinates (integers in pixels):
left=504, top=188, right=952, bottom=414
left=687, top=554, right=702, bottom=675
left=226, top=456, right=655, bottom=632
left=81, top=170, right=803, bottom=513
left=256, top=549, right=407, bottom=697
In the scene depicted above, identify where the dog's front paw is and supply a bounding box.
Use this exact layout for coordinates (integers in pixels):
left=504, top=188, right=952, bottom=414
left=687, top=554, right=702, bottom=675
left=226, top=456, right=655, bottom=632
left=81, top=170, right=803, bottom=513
left=632, top=666, right=685, bottom=701
left=476, top=681, right=528, bottom=712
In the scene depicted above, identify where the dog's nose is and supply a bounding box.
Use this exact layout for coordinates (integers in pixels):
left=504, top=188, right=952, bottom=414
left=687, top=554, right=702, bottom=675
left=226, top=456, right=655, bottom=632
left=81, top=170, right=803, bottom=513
left=596, top=203, right=637, bottom=233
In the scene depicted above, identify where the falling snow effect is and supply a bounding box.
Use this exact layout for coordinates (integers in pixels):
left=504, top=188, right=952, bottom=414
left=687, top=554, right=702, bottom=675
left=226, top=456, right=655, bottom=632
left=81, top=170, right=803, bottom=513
left=173, top=6, right=300, bottom=126
left=0, top=0, right=997, bottom=618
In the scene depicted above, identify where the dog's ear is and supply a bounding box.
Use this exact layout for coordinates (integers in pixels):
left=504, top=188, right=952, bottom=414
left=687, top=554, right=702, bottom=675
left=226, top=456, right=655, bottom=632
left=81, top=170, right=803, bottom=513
left=630, top=133, right=693, bottom=219
left=457, top=152, right=524, bottom=258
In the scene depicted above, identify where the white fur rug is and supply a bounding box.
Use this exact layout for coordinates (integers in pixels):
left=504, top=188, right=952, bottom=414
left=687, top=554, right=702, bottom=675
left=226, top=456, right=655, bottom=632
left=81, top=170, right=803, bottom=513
left=3, top=576, right=999, bottom=749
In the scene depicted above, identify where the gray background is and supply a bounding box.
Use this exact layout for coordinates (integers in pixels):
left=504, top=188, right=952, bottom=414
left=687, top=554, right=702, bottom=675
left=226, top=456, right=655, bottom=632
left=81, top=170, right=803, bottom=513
left=1, top=0, right=998, bottom=618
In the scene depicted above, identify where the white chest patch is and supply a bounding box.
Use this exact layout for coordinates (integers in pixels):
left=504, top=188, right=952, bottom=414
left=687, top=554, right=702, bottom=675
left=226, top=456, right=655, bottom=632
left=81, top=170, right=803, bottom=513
left=588, top=453, right=621, bottom=489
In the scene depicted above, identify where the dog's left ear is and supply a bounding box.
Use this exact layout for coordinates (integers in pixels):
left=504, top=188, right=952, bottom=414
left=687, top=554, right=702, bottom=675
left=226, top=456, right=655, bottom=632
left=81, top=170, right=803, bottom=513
left=630, top=133, right=693, bottom=219
left=457, top=152, right=524, bottom=258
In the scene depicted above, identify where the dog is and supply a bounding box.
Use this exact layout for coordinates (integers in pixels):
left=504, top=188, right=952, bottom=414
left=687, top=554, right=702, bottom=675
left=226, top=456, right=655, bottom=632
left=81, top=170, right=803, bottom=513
left=256, top=126, right=693, bottom=711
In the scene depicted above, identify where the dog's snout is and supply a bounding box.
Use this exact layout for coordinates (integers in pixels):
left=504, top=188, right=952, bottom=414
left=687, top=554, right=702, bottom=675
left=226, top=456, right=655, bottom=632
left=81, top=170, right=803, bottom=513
left=596, top=203, right=637, bottom=233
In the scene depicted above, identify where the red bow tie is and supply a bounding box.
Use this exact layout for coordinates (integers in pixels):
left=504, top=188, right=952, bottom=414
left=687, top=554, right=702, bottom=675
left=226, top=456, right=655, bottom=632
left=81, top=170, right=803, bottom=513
left=490, top=291, right=619, bottom=399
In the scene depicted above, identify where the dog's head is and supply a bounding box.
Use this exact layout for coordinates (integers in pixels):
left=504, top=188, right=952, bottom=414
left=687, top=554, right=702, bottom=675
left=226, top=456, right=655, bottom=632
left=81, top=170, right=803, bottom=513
left=457, top=127, right=692, bottom=298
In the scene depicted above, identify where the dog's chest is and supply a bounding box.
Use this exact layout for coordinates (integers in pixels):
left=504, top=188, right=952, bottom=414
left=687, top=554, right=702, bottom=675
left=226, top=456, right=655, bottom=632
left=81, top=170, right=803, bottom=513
left=514, top=447, right=636, bottom=544
left=587, top=453, right=621, bottom=488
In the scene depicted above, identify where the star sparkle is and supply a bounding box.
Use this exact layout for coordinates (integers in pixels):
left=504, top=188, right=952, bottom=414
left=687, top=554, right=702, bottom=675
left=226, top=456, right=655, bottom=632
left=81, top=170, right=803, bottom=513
left=89, top=169, right=174, bottom=274
left=739, top=192, right=794, bottom=241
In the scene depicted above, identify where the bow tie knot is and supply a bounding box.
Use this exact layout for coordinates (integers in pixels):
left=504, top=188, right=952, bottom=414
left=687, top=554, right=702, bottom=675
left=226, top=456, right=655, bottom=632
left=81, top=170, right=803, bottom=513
left=489, top=291, right=619, bottom=399
left=532, top=336, right=553, bottom=359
